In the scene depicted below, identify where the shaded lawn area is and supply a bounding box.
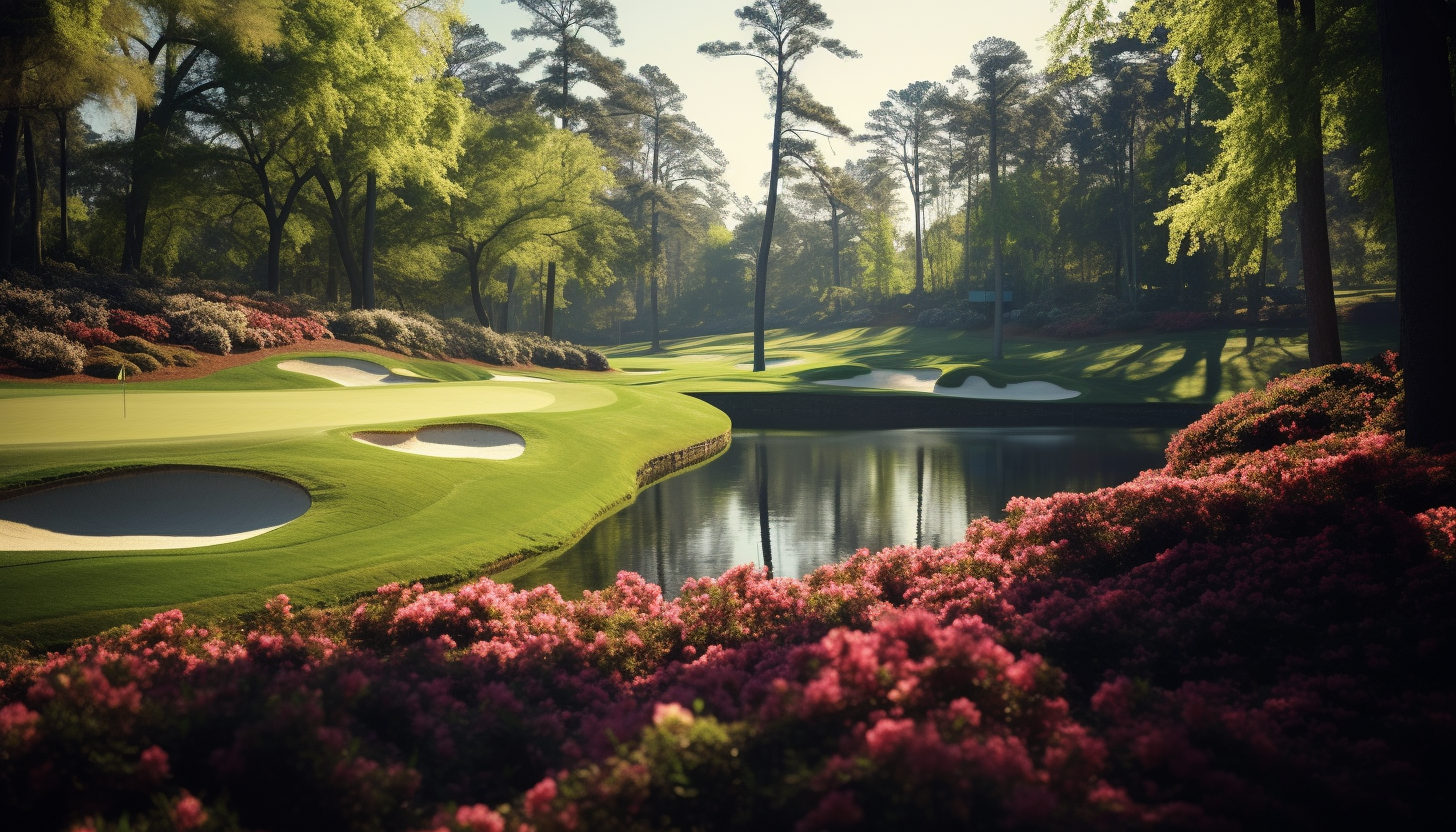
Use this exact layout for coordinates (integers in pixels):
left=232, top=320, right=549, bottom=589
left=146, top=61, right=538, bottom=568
left=596, top=321, right=1398, bottom=404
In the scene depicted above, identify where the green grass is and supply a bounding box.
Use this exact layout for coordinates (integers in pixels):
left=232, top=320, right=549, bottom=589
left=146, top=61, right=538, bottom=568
left=597, top=317, right=1398, bottom=404
left=0, top=354, right=728, bottom=646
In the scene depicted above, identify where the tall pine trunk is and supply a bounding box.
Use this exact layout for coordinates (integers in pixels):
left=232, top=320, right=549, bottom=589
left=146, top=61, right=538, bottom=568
left=55, top=110, right=68, bottom=259
left=361, top=172, right=378, bottom=310
left=750, top=63, right=789, bottom=373
left=1374, top=0, right=1456, bottom=448
left=543, top=261, right=557, bottom=337
left=0, top=107, right=18, bottom=268
left=21, top=116, right=40, bottom=265
left=1279, top=0, right=1342, bottom=366
left=989, top=74, right=1006, bottom=360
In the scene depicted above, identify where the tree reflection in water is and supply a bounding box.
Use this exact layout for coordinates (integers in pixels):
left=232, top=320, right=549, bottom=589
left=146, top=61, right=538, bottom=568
left=511, top=428, right=1173, bottom=599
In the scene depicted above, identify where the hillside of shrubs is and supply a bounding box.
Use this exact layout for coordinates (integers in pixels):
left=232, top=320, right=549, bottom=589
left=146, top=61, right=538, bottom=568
left=1, top=353, right=1451, bottom=831
left=0, top=265, right=608, bottom=378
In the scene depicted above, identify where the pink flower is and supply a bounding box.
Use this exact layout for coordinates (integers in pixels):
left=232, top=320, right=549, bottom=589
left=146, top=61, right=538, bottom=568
left=523, top=777, right=558, bottom=818
left=137, top=744, right=170, bottom=782
left=173, top=792, right=207, bottom=830
left=455, top=804, right=506, bottom=832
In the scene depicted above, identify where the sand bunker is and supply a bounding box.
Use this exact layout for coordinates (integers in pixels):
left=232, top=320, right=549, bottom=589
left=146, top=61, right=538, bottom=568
left=278, top=357, right=433, bottom=387
left=733, top=357, right=807, bottom=370
left=621, top=369, right=667, bottom=375
left=488, top=373, right=552, bottom=383
left=0, top=468, right=311, bottom=551
left=815, top=369, right=1080, bottom=400
left=353, top=424, right=526, bottom=460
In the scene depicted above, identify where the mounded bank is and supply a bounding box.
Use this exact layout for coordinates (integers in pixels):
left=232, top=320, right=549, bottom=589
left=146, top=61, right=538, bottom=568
left=0, top=354, right=729, bottom=647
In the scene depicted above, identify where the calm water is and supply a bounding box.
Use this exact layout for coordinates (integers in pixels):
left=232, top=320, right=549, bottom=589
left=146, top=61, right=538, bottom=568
left=508, top=428, right=1174, bottom=598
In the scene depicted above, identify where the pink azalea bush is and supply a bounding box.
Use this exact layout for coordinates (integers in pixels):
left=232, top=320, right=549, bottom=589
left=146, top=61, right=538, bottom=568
left=60, top=321, right=119, bottom=347
left=107, top=310, right=170, bottom=342
left=1, top=353, right=1452, bottom=831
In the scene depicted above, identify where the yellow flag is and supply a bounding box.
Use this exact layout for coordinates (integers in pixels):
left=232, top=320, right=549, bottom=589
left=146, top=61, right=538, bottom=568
left=117, top=365, right=125, bottom=381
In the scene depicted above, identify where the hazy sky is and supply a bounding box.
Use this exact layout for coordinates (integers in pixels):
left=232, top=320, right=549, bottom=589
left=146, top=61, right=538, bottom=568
left=465, top=0, right=1069, bottom=207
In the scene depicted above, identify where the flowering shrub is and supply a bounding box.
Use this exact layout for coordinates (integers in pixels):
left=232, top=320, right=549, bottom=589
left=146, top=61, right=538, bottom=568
left=1164, top=351, right=1403, bottom=473
left=0, top=282, right=69, bottom=331
left=440, top=318, right=531, bottom=366
left=238, top=308, right=330, bottom=350
left=163, top=295, right=248, bottom=354
left=61, top=320, right=119, bottom=347
left=332, top=309, right=448, bottom=356
left=1152, top=311, right=1213, bottom=332
left=1, top=355, right=1452, bottom=830
left=1, top=326, right=85, bottom=374
left=108, top=309, right=171, bottom=342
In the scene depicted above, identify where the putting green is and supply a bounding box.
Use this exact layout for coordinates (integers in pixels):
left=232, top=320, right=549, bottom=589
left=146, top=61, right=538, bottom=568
left=0, top=363, right=726, bottom=647
left=0, top=385, right=560, bottom=445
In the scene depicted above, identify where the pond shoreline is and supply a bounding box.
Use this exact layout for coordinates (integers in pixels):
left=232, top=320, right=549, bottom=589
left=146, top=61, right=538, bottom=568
left=688, top=392, right=1212, bottom=430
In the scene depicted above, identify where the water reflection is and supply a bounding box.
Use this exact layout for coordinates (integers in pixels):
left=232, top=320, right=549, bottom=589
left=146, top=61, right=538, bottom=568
left=509, top=428, right=1173, bottom=599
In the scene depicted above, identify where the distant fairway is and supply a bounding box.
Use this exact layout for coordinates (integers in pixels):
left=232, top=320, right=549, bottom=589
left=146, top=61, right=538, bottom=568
left=0, top=353, right=728, bottom=646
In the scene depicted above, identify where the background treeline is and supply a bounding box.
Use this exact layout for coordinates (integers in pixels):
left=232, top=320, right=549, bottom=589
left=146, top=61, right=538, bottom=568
left=0, top=0, right=1417, bottom=348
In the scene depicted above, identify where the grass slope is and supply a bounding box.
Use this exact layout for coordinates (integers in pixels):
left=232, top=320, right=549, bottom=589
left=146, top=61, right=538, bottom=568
left=0, top=354, right=727, bottom=646
left=598, top=320, right=1398, bottom=403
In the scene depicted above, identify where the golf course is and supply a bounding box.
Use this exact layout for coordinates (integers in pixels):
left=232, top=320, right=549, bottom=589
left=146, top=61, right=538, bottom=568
left=0, top=352, right=729, bottom=646
left=1, top=308, right=1398, bottom=647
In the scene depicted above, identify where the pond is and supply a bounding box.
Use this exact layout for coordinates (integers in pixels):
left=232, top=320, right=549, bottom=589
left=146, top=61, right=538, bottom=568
left=507, top=427, right=1175, bottom=598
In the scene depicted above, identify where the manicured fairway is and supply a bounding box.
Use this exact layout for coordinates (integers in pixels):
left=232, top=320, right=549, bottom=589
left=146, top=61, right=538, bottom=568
left=599, top=320, right=1399, bottom=403
left=0, top=353, right=728, bottom=647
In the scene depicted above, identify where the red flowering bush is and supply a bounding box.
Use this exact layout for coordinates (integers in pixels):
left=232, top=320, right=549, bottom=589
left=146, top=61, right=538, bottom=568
left=239, top=308, right=330, bottom=350
left=1152, top=311, right=1213, bottom=332
left=60, top=320, right=119, bottom=347
left=1165, top=351, right=1404, bottom=472
left=1, top=355, right=1452, bottom=831
left=107, top=309, right=170, bottom=342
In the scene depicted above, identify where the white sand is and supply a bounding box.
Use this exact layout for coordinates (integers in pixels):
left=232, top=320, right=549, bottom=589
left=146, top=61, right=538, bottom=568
left=621, top=369, right=667, bottom=375
left=488, top=373, right=553, bottom=383
left=815, top=369, right=1080, bottom=400
left=733, top=357, right=807, bottom=370
left=353, top=424, right=526, bottom=460
left=0, top=469, right=311, bottom=551
left=278, top=357, right=433, bottom=387
left=941, top=376, right=1081, bottom=401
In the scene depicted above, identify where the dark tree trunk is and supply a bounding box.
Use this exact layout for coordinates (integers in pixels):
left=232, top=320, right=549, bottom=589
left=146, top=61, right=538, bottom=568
left=0, top=108, right=19, bottom=268
left=751, top=62, right=789, bottom=373
left=21, top=116, right=40, bottom=265
left=121, top=107, right=158, bottom=271
left=544, top=261, right=557, bottom=337
left=466, top=249, right=491, bottom=328
left=55, top=110, right=68, bottom=258
left=326, top=233, right=340, bottom=303
left=503, top=264, right=517, bottom=333
left=989, top=74, right=1006, bottom=360
left=829, top=204, right=843, bottom=314
left=961, top=161, right=975, bottom=295
left=1279, top=0, right=1342, bottom=366
left=911, top=168, right=925, bottom=295
left=1375, top=0, right=1456, bottom=448
left=318, top=176, right=363, bottom=307
left=650, top=195, right=662, bottom=351
left=361, top=172, right=378, bottom=310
